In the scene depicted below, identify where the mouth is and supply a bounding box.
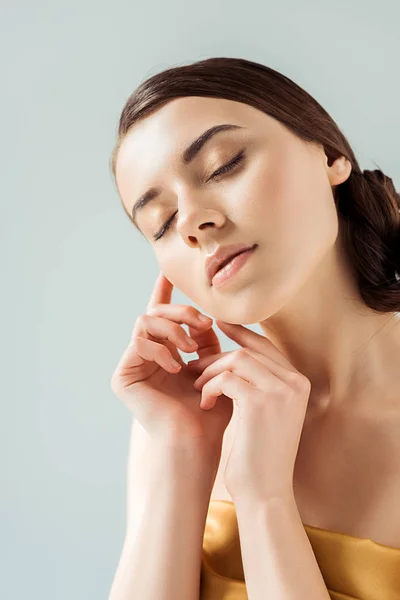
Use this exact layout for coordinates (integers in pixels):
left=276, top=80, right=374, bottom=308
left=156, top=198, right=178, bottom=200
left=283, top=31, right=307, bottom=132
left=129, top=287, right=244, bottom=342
left=210, top=244, right=258, bottom=288
left=217, top=250, right=247, bottom=272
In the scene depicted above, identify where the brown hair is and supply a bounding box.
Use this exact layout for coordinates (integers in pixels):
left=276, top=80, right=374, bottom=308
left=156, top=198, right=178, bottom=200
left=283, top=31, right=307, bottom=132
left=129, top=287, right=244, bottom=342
left=110, top=56, right=400, bottom=313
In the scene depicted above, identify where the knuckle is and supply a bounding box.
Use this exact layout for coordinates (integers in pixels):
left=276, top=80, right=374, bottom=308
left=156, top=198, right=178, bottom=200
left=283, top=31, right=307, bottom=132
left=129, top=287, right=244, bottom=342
left=285, top=370, right=300, bottom=384
left=172, top=322, right=186, bottom=337
left=133, top=313, right=146, bottom=330
left=289, top=371, right=309, bottom=390
left=183, top=305, right=198, bottom=319
left=128, top=336, right=138, bottom=350
left=146, top=305, right=159, bottom=316
left=269, top=379, right=287, bottom=399
left=162, top=345, right=171, bottom=358
left=221, top=370, right=232, bottom=382
left=139, top=313, right=150, bottom=326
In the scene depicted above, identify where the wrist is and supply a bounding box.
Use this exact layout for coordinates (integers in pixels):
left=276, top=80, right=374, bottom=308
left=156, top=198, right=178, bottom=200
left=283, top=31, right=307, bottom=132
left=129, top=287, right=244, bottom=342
left=231, top=487, right=296, bottom=511
left=150, top=440, right=221, bottom=492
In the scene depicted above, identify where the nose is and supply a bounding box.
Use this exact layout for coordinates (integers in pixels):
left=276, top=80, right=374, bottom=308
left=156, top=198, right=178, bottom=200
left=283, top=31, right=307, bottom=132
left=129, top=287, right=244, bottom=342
left=175, top=191, right=227, bottom=246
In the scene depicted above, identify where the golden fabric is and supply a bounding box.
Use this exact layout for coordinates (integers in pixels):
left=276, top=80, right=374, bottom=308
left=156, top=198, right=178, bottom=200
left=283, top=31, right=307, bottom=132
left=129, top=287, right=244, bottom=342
left=200, top=500, right=400, bottom=600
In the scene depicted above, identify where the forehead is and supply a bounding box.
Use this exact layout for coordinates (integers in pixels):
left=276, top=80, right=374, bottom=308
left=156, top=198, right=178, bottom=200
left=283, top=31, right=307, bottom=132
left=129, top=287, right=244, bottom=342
left=115, top=97, right=270, bottom=198
left=117, top=96, right=262, bottom=165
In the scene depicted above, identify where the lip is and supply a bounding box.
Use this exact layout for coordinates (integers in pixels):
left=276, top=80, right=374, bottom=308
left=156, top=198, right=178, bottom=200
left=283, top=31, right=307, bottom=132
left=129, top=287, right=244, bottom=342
left=206, top=243, right=257, bottom=286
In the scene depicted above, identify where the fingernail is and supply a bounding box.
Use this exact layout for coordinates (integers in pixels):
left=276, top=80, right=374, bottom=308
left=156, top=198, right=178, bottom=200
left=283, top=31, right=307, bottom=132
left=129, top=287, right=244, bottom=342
left=198, top=314, right=212, bottom=322
left=186, top=336, right=198, bottom=347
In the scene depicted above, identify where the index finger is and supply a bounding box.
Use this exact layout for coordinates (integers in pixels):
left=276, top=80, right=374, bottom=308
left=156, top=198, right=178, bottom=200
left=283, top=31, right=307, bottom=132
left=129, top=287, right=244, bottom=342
left=215, top=320, right=296, bottom=371
left=146, top=270, right=173, bottom=311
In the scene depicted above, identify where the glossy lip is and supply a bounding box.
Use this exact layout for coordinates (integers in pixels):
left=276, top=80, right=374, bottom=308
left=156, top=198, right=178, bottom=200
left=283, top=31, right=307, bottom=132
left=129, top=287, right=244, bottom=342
left=206, top=243, right=257, bottom=286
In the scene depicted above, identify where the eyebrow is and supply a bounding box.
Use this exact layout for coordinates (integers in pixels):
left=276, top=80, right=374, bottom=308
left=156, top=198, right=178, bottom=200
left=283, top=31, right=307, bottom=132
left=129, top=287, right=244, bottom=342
left=130, top=123, right=245, bottom=225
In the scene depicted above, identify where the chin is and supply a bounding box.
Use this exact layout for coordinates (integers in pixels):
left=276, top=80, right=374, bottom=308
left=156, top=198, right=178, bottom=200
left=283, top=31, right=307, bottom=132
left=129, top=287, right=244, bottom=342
left=211, top=308, right=264, bottom=327
left=212, top=293, right=285, bottom=326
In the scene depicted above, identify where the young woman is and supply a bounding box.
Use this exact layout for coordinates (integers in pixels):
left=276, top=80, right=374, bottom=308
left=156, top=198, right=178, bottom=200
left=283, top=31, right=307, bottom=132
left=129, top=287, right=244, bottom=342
left=108, top=57, right=400, bottom=600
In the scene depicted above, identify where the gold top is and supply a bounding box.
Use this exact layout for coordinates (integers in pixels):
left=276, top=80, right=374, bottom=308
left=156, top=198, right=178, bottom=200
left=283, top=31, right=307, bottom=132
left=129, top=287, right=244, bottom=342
left=200, top=500, right=400, bottom=600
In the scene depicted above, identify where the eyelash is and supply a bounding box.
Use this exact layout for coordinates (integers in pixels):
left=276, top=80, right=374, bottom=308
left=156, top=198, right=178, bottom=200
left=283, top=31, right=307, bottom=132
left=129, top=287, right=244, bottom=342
left=153, top=149, right=246, bottom=241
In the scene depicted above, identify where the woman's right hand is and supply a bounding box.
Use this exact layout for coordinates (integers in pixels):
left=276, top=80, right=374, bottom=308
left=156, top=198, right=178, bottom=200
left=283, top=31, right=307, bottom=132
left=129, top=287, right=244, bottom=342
left=110, top=271, right=233, bottom=459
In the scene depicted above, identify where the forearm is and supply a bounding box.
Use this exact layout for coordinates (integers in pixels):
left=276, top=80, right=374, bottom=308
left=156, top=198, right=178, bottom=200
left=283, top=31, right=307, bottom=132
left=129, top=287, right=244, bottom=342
left=234, top=492, right=331, bottom=600
left=109, top=445, right=218, bottom=600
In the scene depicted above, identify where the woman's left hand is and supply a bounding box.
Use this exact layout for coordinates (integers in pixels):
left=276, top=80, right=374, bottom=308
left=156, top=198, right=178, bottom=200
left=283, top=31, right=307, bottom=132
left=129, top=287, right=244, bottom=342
left=187, top=320, right=311, bottom=503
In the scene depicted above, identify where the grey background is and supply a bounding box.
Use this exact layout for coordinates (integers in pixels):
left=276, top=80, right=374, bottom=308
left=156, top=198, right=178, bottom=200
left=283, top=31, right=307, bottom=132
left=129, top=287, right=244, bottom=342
left=2, top=0, right=399, bottom=598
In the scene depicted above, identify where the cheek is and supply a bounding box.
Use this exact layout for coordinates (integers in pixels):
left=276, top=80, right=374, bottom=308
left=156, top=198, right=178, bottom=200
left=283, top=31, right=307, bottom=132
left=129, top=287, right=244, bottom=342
left=160, top=258, right=216, bottom=313
left=252, top=157, right=337, bottom=269
left=157, top=260, right=182, bottom=288
left=157, top=254, right=202, bottom=296
left=242, top=160, right=295, bottom=237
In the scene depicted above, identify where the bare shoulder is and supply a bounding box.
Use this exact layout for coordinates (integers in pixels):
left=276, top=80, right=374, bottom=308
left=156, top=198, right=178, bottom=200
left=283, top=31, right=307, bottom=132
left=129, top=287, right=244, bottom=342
left=295, top=402, right=400, bottom=548
left=210, top=400, right=400, bottom=548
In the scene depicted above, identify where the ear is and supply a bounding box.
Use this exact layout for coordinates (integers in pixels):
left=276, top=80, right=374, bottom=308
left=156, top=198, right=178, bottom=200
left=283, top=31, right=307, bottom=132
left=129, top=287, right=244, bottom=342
left=327, top=155, right=352, bottom=187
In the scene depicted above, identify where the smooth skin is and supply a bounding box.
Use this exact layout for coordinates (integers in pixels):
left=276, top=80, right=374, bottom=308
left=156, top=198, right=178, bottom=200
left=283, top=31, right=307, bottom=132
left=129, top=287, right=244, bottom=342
left=114, top=95, right=400, bottom=546
left=111, top=270, right=233, bottom=458
left=115, top=95, right=400, bottom=420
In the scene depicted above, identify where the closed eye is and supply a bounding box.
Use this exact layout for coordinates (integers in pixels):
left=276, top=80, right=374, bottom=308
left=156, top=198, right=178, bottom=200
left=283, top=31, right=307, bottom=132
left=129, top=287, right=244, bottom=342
left=153, top=149, right=246, bottom=241
left=206, top=148, right=246, bottom=182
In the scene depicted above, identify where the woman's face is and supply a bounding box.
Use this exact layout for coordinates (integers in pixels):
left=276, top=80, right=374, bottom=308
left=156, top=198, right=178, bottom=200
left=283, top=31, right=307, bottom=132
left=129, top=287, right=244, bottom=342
left=115, top=96, right=349, bottom=324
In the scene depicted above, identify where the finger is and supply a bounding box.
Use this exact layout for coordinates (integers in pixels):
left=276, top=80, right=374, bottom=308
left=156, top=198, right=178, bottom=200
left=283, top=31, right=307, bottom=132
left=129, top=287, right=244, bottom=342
left=148, top=303, right=213, bottom=331
left=127, top=337, right=183, bottom=373
left=192, top=346, right=300, bottom=386
left=194, top=350, right=280, bottom=393
left=147, top=302, right=219, bottom=361
left=147, top=302, right=215, bottom=359
left=186, top=324, right=222, bottom=360
left=145, top=273, right=220, bottom=361
left=134, top=314, right=200, bottom=354
left=150, top=303, right=220, bottom=361
left=199, top=371, right=256, bottom=411
left=187, top=351, right=230, bottom=371
left=146, top=271, right=173, bottom=311
left=111, top=337, right=182, bottom=394
left=187, top=348, right=267, bottom=369
left=215, top=320, right=294, bottom=370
